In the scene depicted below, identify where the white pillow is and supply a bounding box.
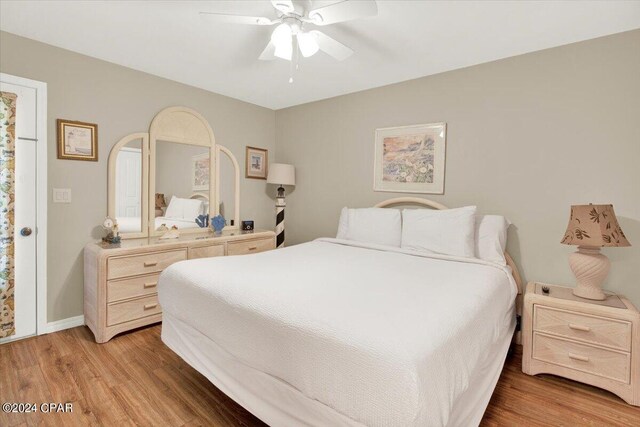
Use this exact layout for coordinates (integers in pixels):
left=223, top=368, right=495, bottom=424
left=336, top=207, right=402, bottom=247
left=401, top=206, right=477, bottom=257
left=182, top=198, right=204, bottom=221
left=164, top=196, right=183, bottom=219
left=475, top=215, right=511, bottom=265
left=336, top=207, right=349, bottom=239
left=164, top=196, right=203, bottom=221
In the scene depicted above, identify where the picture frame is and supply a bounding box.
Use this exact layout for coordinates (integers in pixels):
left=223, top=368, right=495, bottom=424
left=373, top=122, right=446, bottom=194
left=56, top=119, right=98, bottom=161
left=245, top=146, right=268, bottom=179
left=191, top=152, right=210, bottom=191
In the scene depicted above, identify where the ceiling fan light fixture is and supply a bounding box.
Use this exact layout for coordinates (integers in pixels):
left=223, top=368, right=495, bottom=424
left=271, top=23, right=293, bottom=60
left=297, top=31, right=319, bottom=58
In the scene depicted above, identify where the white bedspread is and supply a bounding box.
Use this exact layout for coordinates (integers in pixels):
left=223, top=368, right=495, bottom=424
left=158, top=239, right=517, bottom=426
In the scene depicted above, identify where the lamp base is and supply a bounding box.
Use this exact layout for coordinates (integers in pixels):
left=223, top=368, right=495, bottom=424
left=569, top=246, right=610, bottom=301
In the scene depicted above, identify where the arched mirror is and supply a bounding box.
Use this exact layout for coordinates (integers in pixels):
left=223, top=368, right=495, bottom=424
left=107, top=106, right=241, bottom=239
left=216, top=145, right=240, bottom=228
left=149, top=107, right=216, bottom=237
left=108, top=133, right=149, bottom=239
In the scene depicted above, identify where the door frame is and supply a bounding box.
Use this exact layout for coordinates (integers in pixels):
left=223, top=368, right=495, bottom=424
left=0, top=73, right=48, bottom=337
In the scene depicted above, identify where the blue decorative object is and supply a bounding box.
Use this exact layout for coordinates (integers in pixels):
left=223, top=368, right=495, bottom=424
left=211, top=214, right=225, bottom=233
left=196, top=214, right=209, bottom=228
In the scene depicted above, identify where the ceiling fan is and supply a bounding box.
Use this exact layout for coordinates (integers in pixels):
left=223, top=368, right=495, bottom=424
left=200, top=0, right=378, bottom=62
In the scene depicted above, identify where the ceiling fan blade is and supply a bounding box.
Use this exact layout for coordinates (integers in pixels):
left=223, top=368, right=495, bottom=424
left=199, top=12, right=275, bottom=26
left=259, top=40, right=277, bottom=61
left=271, top=0, right=294, bottom=14
left=308, top=0, right=378, bottom=26
left=310, top=30, right=353, bottom=61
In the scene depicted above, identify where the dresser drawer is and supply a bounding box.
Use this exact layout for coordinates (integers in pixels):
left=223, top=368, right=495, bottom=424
left=532, top=333, right=630, bottom=383
left=107, top=249, right=187, bottom=280
left=534, top=306, right=631, bottom=351
left=227, top=238, right=274, bottom=256
left=107, top=295, right=161, bottom=326
left=107, top=273, right=160, bottom=303
left=188, top=244, right=225, bottom=260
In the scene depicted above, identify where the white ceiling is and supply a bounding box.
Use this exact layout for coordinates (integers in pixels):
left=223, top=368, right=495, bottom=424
left=1, top=1, right=639, bottom=110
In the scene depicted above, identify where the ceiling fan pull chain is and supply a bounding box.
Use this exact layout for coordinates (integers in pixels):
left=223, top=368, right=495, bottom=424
left=289, top=57, right=294, bottom=83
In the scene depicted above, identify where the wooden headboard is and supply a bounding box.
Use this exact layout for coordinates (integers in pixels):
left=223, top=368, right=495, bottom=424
left=374, top=197, right=523, bottom=295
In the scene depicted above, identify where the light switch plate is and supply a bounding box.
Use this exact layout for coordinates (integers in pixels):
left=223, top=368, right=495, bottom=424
left=53, top=188, right=71, bottom=203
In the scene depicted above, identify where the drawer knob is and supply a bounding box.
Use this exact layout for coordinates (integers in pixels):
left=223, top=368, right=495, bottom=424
left=568, top=352, right=590, bottom=363
left=568, top=323, right=591, bottom=332
left=143, top=282, right=157, bottom=289
left=144, top=261, right=158, bottom=267
left=143, top=303, right=158, bottom=310
left=248, top=246, right=258, bottom=251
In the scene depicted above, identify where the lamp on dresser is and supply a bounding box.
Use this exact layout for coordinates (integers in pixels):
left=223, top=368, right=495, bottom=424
left=267, top=163, right=295, bottom=248
left=561, top=204, right=631, bottom=300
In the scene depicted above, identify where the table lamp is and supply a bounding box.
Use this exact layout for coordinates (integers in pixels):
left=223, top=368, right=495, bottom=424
left=267, top=163, right=295, bottom=248
left=561, top=204, right=631, bottom=300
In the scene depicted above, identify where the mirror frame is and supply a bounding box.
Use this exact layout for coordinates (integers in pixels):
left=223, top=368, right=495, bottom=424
left=216, top=145, right=240, bottom=230
left=107, top=132, right=149, bottom=239
left=149, top=106, right=217, bottom=237
left=107, top=106, right=242, bottom=239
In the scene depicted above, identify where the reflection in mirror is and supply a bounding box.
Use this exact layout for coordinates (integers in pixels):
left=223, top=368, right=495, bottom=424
left=219, top=150, right=235, bottom=226
left=115, top=139, right=143, bottom=233
left=154, top=141, right=210, bottom=231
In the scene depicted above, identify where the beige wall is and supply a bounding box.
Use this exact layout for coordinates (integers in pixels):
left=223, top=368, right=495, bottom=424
left=275, top=30, right=640, bottom=306
left=1, top=29, right=638, bottom=323
left=0, top=32, right=276, bottom=322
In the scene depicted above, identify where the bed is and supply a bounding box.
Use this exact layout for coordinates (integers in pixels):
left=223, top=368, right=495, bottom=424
left=158, top=198, right=522, bottom=427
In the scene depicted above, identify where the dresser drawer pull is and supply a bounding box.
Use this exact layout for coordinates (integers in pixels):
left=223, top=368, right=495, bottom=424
left=143, top=282, right=157, bottom=289
left=568, top=352, right=590, bottom=362
left=143, top=261, right=158, bottom=267
left=143, top=303, right=158, bottom=310
left=568, top=323, right=591, bottom=332
left=248, top=246, right=258, bottom=251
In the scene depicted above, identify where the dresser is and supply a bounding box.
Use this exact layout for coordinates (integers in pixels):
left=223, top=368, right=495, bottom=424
left=522, top=282, right=639, bottom=406
left=84, top=229, right=275, bottom=343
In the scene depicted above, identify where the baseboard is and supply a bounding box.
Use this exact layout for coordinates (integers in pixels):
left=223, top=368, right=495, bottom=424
left=43, top=315, right=85, bottom=334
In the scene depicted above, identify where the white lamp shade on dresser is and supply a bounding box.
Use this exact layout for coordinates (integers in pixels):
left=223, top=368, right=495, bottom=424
left=267, top=163, right=296, bottom=186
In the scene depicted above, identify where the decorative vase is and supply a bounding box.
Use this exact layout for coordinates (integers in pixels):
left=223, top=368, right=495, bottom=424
left=211, top=214, right=225, bottom=234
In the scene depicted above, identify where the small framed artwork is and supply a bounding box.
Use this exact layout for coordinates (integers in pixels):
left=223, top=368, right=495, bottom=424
left=245, top=146, right=268, bottom=179
left=373, top=122, right=446, bottom=194
left=57, top=119, right=98, bottom=161
left=192, top=153, right=210, bottom=191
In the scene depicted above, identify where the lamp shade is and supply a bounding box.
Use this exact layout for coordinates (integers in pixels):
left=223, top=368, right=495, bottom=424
left=561, top=204, right=631, bottom=247
left=267, top=163, right=295, bottom=186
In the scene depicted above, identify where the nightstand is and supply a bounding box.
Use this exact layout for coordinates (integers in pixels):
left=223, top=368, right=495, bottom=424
left=522, top=282, right=639, bottom=406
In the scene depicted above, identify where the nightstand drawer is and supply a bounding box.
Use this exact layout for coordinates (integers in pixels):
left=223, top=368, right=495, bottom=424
left=533, top=333, right=630, bottom=384
left=534, top=306, right=631, bottom=351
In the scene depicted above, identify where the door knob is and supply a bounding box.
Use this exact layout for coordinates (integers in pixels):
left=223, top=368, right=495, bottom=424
left=20, top=227, right=32, bottom=236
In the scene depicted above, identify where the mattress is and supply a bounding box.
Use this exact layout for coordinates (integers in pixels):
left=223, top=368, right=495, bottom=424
left=158, top=239, right=517, bottom=426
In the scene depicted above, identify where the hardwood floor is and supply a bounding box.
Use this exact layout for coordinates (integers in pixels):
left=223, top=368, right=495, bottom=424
left=1, top=325, right=638, bottom=426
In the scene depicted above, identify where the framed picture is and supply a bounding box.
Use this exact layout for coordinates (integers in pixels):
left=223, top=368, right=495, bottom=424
left=245, top=146, right=268, bottom=179
left=192, top=153, right=210, bottom=191
left=56, top=119, right=98, bottom=161
left=373, top=122, right=446, bottom=194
